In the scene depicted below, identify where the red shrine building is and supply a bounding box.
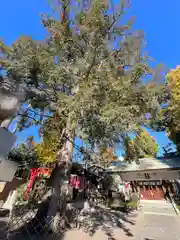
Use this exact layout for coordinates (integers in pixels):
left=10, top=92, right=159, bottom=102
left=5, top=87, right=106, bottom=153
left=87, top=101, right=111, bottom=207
left=107, top=157, right=180, bottom=201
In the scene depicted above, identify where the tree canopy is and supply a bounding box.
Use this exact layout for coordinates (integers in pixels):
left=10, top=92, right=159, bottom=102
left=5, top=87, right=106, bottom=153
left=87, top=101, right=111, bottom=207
left=0, top=1, right=169, bottom=232
left=99, top=147, right=118, bottom=167
left=35, top=114, right=66, bottom=165
left=8, top=137, right=40, bottom=177
left=0, top=0, right=164, bottom=151
left=134, top=129, right=158, bottom=158
left=124, top=129, right=158, bottom=161
left=151, top=66, right=180, bottom=153
left=165, top=66, right=180, bottom=152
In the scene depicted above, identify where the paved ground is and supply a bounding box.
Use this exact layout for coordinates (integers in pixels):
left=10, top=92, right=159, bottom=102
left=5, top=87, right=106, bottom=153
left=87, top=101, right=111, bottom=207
left=62, top=200, right=180, bottom=240
left=48, top=211, right=140, bottom=240
left=134, top=200, right=180, bottom=240
left=140, top=200, right=177, bottom=216
left=134, top=213, right=180, bottom=240
left=0, top=216, right=8, bottom=239
left=1, top=200, right=180, bottom=240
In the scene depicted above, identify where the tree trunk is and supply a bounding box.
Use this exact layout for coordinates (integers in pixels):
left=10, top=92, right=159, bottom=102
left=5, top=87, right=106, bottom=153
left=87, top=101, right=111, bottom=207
left=46, top=128, right=74, bottom=232
left=45, top=1, right=73, bottom=231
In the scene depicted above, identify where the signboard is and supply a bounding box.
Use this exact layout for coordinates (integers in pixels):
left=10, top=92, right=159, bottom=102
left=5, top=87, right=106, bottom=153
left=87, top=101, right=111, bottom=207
left=0, top=127, right=16, bottom=157
left=0, top=160, right=18, bottom=182
left=121, top=170, right=180, bottom=181
left=138, top=181, right=161, bottom=186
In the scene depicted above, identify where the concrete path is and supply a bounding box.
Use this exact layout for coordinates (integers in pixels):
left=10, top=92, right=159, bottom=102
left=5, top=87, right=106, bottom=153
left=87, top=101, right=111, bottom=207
left=140, top=200, right=177, bottom=216
left=2, top=200, right=180, bottom=240
left=134, top=212, right=180, bottom=240
left=62, top=212, right=140, bottom=240
left=44, top=210, right=141, bottom=240
left=62, top=201, right=180, bottom=240
left=133, top=200, right=180, bottom=240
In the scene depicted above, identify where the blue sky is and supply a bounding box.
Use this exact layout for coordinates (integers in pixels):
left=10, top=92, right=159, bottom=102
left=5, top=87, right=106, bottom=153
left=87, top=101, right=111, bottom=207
left=1, top=0, right=180, bottom=156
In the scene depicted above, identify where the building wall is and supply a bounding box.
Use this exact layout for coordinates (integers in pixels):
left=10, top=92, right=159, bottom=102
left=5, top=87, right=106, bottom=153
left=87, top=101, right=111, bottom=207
left=0, top=182, right=6, bottom=193
left=120, top=169, right=180, bottom=181
left=0, top=178, right=25, bottom=202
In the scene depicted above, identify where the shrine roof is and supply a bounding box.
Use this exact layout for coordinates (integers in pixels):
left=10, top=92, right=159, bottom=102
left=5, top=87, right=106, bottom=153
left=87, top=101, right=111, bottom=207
left=106, top=157, right=180, bottom=173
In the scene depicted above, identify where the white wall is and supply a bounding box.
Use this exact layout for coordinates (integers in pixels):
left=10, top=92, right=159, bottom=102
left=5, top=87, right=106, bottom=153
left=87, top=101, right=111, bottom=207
left=120, top=169, right=180, bottom=181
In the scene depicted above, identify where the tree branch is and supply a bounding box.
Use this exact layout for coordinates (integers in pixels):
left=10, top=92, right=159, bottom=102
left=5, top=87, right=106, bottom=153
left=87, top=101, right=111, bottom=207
left=84, top=7, right=125, bottom=80
left=17, top=113, right=43, bottom=125
left=17, top=112, right=95, bottom=163
left=27, top=109, right=53, bottom=119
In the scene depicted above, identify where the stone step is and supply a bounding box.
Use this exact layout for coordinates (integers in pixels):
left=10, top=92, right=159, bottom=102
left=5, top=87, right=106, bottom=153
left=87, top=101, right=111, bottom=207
left=143, top=207, right=176, bottom=214
left=140, top=203, right=173, bottom=209
left=140, top=200, right=176, bottom=216
left=140, top=200, right=171, bottom=204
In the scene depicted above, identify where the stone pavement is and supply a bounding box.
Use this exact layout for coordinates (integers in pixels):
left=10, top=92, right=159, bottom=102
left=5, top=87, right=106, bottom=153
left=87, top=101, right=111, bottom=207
left=44, top=210, right=141, bottom=240
left=62, top=201, right=180, bottom=240
left=134, top=212, right=180, bottom=240
left=140, top=200, right=177, bottom=216
left=2, top=200, right=180, bottom=240
left=0, top=216, right=8, bottom=239
left=133, top=200, right=180, bottom=240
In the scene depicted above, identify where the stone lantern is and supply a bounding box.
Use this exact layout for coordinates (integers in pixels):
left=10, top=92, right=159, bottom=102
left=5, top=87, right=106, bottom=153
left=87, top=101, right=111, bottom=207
left=0, top=88, right=20, bottom=127
left=0, top=76, right=25, bottom=128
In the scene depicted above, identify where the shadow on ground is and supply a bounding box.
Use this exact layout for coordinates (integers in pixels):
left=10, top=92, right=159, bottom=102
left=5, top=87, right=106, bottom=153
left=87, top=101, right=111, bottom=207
left=0, top=219, right=8, bottom=239
left=77, top=205, right=136, bottom=239
left=2, top=199, right=137, bottom=240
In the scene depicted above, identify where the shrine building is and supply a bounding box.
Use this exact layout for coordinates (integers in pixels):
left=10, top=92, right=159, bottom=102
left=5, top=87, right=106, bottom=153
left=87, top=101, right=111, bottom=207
left=107, top=157, right=180, bottom=200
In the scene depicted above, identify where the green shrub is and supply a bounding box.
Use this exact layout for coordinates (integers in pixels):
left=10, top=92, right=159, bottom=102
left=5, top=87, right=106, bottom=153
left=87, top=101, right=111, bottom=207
left=176, top=205, right=180, bottom=210
left=15, top=183, right=27, bottom=204
left=125, top=201, right=137, bottom=208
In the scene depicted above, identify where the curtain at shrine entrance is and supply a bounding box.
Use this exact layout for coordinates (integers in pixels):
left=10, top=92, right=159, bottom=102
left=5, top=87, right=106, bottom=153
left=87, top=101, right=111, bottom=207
left=137, top=181, right=165, bottom=200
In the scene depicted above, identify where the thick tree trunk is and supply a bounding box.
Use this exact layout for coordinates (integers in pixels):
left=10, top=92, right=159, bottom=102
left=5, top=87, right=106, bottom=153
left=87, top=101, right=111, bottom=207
left=46, top=128, right=74, bottom=232
left=45, top=1, right=73, bottom=231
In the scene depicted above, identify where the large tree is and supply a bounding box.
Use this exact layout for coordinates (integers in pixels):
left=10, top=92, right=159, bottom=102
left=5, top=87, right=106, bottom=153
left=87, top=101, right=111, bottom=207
left=124, top=129, right=158, bottom=161
left=151, top=66, right=180, bottom=153
left=164, top=66, right=180, bottom=152
left=0, top=0, right=164, bottom=230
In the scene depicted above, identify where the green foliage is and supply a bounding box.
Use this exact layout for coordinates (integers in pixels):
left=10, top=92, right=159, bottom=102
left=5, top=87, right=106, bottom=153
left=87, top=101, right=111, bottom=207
left=15, top=183, right=27, bottom=204
left=0, top=0, right=164, bottom=150
left=124, top=135, right=138, bottom=162
left=15, top=182, right=42, bottom=205
left=125, top=201, right=138, bottom=209
left=8, top=137, right=40, bottom=177
left=134, top=129, right=158, bottom=158
left=164, top=67, right=180, bottom=152
left=151, top=66, right=180, bottom=153
left=99, top=147, right=118, bottom=167
left=35, top=114, right=66, bottom=165
left=124, top=129, right=158, bottom=161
